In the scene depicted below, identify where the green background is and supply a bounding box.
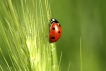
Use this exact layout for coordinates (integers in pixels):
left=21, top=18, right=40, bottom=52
left=0, top=0, right=106, bottom=71
left=50, top=0, right=106, bottom=71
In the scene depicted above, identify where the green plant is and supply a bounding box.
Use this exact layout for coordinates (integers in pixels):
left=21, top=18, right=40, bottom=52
left=0, top=0, right=59, bottom=71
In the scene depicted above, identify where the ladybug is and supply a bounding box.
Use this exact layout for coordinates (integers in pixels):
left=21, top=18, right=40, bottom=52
left=49, top=18, right=62, bottom=43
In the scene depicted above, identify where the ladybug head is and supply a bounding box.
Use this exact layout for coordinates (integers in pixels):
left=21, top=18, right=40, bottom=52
left=51, top=18, right=59, bottom=24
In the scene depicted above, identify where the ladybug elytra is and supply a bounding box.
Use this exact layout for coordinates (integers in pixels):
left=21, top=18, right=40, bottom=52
left=49, top=18, right=62, bottom=43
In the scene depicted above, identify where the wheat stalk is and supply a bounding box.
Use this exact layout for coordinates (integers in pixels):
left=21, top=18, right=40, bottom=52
left=0, top=0, right=59, bottom=71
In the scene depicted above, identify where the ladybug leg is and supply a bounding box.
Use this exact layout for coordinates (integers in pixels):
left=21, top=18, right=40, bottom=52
left=40, top=34, right=49, bottom=43
left=45, top=34, right=49, bottom=38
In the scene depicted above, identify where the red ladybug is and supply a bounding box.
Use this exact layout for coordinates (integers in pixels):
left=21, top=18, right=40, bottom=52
left=49, top=18, right=62, bottom=43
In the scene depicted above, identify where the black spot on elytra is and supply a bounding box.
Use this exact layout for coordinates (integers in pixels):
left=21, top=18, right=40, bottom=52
left=52, top=27, right=55, bottom=30
left=58, top=31, right=60, bottom=33
left=51, top=37, right=55, bottom=39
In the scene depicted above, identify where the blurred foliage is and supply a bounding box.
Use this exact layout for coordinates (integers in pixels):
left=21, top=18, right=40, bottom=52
left=50, top=0, right=106, bottom=71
